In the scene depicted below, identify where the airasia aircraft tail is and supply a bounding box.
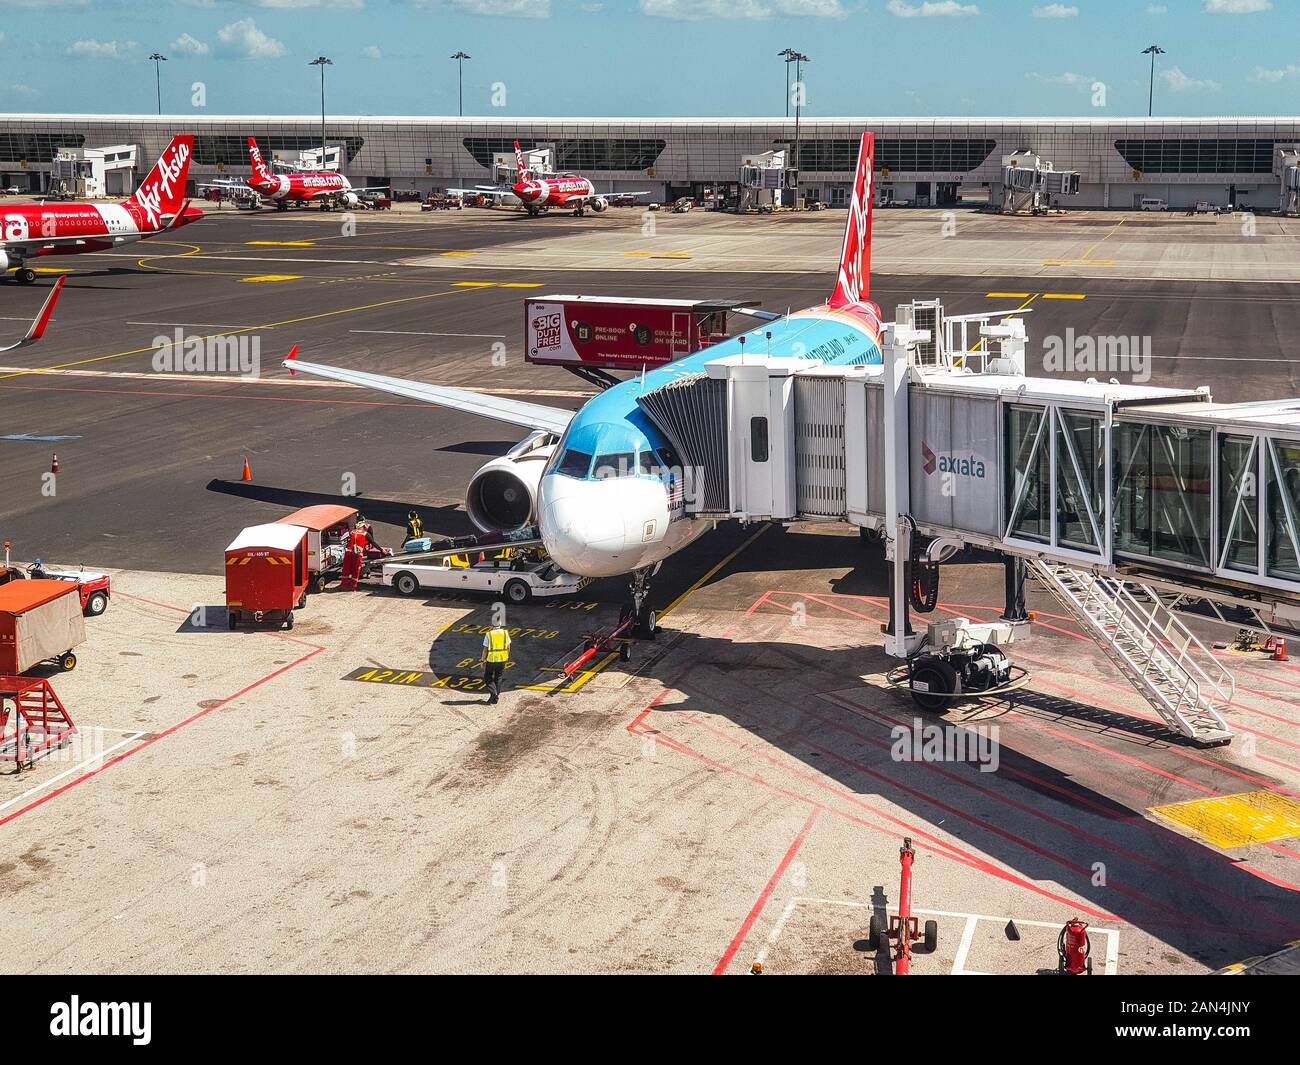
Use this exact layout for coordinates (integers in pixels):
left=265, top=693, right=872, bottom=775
left=122, top=134, right=196, bottom=230
left=827, top=131, right=875, bottom=310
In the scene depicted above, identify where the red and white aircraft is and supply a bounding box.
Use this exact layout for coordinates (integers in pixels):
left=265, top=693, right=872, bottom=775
left=1, top=135, right=200, bottom=284
left=452, top=141, right=650, bottom=217
left=233, top=137, right=386, bottom=211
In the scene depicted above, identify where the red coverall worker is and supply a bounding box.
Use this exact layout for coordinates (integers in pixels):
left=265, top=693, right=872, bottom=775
left=339, top=526, right=366, bottom=590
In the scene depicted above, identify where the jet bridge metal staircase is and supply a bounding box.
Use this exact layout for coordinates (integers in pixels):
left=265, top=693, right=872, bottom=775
left=1027, top=560, right=1234, bottom=746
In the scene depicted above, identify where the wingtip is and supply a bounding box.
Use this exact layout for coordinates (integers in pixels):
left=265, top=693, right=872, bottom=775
left=285, top=344, right=298, bottom=375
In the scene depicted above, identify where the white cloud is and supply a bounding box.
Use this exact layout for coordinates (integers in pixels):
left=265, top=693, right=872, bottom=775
left=170, top=32, right=210, bottom=56
left=257, top=0, right=364, bottom=8
left=887, top=0, right=978, bottom=17
left=641, top=0, right=844, bottom=16
left=10, top=83, right=38, bottom=97
left=1254, top=64, right=1300, bottom=82
left=361, top=44, right=382, bottom=59
left=1204, top=0, right=1271, bottom=12
left=1028, top=71, right=1097, bottom=91
left=425, top=0, right=551, bottom=14
left=1145, top=3, right=1167, bottom=11
left=66, top=39, right=136, bottom=59
left=1032, top=3, right=1077, bottom=16
left=215, top=18, right=286, bottom=59
left=1160, top=65, right=1220, bottom=92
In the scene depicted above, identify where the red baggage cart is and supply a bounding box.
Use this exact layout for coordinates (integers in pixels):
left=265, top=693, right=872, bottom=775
left=225, top=523, right=310, bottom=630
left=0, top=580, right=86, bottom=674
left=275, top=505, right=357, bottom=591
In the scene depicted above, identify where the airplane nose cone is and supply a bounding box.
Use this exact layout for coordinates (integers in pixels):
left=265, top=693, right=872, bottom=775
left=539, top=480, right=629, bottom=577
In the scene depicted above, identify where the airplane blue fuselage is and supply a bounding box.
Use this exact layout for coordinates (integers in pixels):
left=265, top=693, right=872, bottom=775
left=537, top=304, right=883, bottom=577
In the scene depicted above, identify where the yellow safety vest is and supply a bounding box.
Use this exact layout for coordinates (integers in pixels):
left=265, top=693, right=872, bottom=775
left=485, top=628, right=510, bottom=663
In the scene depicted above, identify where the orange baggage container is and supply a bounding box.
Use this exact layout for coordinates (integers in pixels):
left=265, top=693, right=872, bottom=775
left=275, top=505, right=356, bottom=590
left=225, top=523, right=310, bottom=630
left=0, top=580, right=86, bottom=674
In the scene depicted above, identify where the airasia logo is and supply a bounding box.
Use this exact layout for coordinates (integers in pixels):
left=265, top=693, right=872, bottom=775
left=836, top=159, right=871, bottom=305
left=134, top=142, right=190, bottom=228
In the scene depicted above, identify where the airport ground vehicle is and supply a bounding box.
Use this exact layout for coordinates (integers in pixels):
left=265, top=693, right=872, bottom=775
left=1140, top=197, right=1168, bottom=211
left=383, top=555, right=588, bottom=604
left=274, top=505, right=357, bottom=592
left=24, top=564, right=110, bottom=617
left=0, top=580, right=85, bottom=673
left=224, top=523, right=311, bottom=630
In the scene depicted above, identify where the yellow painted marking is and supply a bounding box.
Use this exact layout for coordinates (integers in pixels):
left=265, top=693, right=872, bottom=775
left=1150, top=790, right=1300, bottom=849
left=239, top=274, right=303, bottom=283
left=986, top=292, right=1031, bottom=299
left=1081, top=217, right=1125, bottom=261
left=1042, top=293, right=1087, bottom=300
left=1041, top=259, right=1074, bottom=265
left=452, top=281, right=496, bottom=288
left=623, top=251, right=651, bottom=257
left=440, top=251, right=477, bottom=257
left=501, top=282, right=544, bottom=288
left=654, top=253, right=692, bottom=259
left=1, top=284, right=474, bottom=381
left=520, top=656, right=616, bottom=694
left=1085, top=259, right=1117, bottom=265
left=245, top=240, right=315, bottom=247
left=660, top=523, right=771, bottom=621
left=32, top=266, right=74, bottom=274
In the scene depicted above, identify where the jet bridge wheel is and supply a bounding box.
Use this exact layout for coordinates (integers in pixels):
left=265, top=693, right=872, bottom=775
left=908, top=654, right=958, bottom=713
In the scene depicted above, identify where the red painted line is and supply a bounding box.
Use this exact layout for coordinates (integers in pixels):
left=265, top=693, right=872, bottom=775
left=2, top=590, right=326, bottom=828
left=712, top=807, right=820, bottom=975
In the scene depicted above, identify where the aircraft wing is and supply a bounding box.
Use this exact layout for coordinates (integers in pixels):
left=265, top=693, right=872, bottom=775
left=282, top=349, right=575, bottom=435
left=446, top=187, right=515, bottom=201
left=573, top=190, right=653, bottom=203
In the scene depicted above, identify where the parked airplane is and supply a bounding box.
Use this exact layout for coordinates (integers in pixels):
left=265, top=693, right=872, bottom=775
left=0, top=135, right=200, bottom=284
left=210, top=138, right=388, bottom=211
left=285, top=132, right=882, bottom=633
left=451, top=140, right=651, bottom=217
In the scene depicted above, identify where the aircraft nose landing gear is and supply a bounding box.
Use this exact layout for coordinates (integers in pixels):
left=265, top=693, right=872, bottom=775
left=621, top=566, right=658, bottom=640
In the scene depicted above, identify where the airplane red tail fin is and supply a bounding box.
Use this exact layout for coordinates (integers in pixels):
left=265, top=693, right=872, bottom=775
left=248, top=137, right=273, bottom=183
left=514, top=140, right=529, bottom=180
left=828, top=131, right=874, bottom=309
left=123, top=134, right=194, bottom=230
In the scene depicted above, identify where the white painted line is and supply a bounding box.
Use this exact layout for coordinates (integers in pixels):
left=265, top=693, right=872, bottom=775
left=0, top=731, right=144, bottom=812
left=350, top=329, right=506, bottom=339
left=753, top=897, right=799, bottom=969
left=951, top=915, right=982, bottom=975
left=127, top=322, right=245, bottom=329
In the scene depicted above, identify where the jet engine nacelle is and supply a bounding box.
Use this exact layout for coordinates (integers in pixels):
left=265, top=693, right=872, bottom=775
left=591, top=197, right=608, bottom=213
left=338, top=191, right=360, bottom=208
left=464, top=431, right=556, bottom=534
left=0, top=250, right=10, bottom=271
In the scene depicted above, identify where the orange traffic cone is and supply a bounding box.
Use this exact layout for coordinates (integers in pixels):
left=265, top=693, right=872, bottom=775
left=51, top=452, right=59, bottom=475
left=240, top=456, right=252, bottom=482
left=1274, top=638, right=1288, bottom=662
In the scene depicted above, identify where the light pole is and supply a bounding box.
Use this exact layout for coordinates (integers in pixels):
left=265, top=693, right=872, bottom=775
left=1142, top=44, right=1165, bottom=118
left=149, top=53, right=167, bottom=115
left=790, top=51, right=809, bottom=207
left=451, top=51, right=471, bottom=117
left=309, top=56, right=332, bottom=169
left=778, top=48, right=796, bottom=118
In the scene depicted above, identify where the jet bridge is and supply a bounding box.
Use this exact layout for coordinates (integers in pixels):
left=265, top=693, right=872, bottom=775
left=637, top=302, right=1300, bottom=746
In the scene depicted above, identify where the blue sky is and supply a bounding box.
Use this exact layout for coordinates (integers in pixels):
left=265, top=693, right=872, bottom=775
left=1, top=0, right=1296, bottom=117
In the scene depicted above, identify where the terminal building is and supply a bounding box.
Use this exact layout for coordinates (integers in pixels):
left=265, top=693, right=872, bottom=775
left=1, top=114, right=1298, bottom=212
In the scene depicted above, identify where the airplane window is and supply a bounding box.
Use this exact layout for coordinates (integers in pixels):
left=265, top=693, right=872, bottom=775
left=593, top=452, right=636, bottom=479
left=557, top=449, right=594, bottom=478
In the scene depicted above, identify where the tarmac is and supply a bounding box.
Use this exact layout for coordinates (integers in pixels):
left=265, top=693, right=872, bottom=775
left=1, top=203, right=1298, bottom=973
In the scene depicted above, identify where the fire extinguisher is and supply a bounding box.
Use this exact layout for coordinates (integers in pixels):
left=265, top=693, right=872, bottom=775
left=1057, top=918, right=1093, bottom=975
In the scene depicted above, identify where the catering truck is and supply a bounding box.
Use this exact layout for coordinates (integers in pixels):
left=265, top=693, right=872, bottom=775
left=0, top=580, right=86, bottom=674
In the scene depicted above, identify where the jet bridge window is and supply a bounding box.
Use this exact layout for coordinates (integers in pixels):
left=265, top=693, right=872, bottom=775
left=1218, top=435, right=1259, bottom=573
left=1056, top=412, right=1105, bottom=554
left=751, top=417, right=769, bottom=463
left=1113, top=422, right=1212, bottom=570
left=1266, top=439, right=1300, bottom=580
left=1005, top=406, right=1051, bottom=543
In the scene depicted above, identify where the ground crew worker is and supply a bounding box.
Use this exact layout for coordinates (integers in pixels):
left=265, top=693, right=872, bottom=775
left=479, top=620, right=511, bottom=704
left=405, top=511, right=423, bottom=542
left=338, top=523, right=366, bottom=591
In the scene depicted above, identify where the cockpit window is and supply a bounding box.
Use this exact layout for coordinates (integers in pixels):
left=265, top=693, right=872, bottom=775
left=593, top=452, right=636, bottom=479
left=557, top=449, right=593, bottom=478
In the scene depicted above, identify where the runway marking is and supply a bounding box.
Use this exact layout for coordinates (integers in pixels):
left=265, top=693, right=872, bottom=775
left=245, top=240, right=315, bottom=247
left=986, top=292, right=1031, bottom=298
left=127, top=321, right=245, bottom=329
left=239, top=274, right=303, bottom=283
left=0, top=284, right=477, bottom=381
left=440, top=250, right=477, bottom=257
left=1150, top=791, right=1300, bottom=849
left=1041, top=293, right=1086, bottom=300
left=501, top=282, right=544, bottom=288
left=350, top=328, right=506, bottom=339
left=660, top=523, right=771, bottom=621
left=452, top=281, right=496, bottom=287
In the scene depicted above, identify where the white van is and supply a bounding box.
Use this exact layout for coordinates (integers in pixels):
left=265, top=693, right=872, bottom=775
left=1139, top=197, right=1168, bottom=212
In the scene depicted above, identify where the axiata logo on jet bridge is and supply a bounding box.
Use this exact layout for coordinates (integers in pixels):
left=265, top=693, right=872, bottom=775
left=525, top=294, right=729, bottom=369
